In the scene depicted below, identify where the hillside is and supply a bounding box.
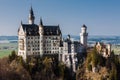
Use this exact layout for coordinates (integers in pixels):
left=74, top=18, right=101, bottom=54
left=0, top=48, right=120, bottom=80
left=76, top=48, right=120, bottom=80
left=0, top=51, right=75, bottom=80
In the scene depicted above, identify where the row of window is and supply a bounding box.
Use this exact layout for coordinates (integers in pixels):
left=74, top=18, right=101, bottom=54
left=44, top=47, right=59, bottom=50
left=27, top=40, right=59, bottom=44
left=27, top=36, right=39, bottom=39
left=27, top=40, right=43, bottom=44
left=44, top=40, right=59, bottom=43
left=28, top=45, right=39, bottom=47
left=19, top=52, right=41, bottom=55
left=43, top=44, right=51, bottom=47
left=27, top=47, right=59, bottom=51
left=19, top=51, right=59, bottom=55
left=19, top=45, right=24, bottom=50
left=44, top=36, right=59, bottom=40
left=27, top=48, right=40, bottom=51
left=32, top=52, right=40, bottom=55
left=19, top=52, right=24, bottom=54
left=44, top=51, right=59, bottom=54
left=27, top=36, right=60, bottom=40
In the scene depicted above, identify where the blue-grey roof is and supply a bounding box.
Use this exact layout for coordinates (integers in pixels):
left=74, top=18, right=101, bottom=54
left=20, top=24, right=61, bottom=36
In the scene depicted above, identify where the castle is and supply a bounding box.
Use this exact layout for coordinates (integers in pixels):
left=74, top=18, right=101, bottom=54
left=95, top=42, right=111, bottom=58
left=18, top=7, right=88, bottom=72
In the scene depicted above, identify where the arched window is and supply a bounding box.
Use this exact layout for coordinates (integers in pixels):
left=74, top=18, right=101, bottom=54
left=19, top=39, right=24, bottom=50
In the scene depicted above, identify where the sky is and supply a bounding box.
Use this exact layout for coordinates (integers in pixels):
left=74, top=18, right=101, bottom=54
left=0, top=0, right=120, bottom=36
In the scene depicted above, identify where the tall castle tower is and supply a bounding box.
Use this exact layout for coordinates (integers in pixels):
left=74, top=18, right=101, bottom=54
left=29, top=7, right=35, bottom=24
left=39, top=18, right=44, bottom=56
left=80, top=24, right=88, bottom=47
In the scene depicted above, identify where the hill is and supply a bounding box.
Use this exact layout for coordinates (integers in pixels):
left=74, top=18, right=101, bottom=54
left=0, top=48, right=120, bottom=80
left=76, top=48, right=120, bottom=80
left=0, top=51, right=75, bottom=80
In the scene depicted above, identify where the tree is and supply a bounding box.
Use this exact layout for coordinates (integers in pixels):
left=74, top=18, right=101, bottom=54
left=9, top=50, right=17, bottom=62
left=109, top=63, right=117, bottom=80
left=87, top=64, right=92, bottom=71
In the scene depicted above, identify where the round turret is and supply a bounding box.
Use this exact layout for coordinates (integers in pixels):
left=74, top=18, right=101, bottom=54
left=80, top=24, right=88, bottom=47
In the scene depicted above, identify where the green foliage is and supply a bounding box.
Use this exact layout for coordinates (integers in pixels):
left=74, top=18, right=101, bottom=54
left=114, top=56, right=119, bottom=65
left=18, top=55, right=73, bottom=80
left=109, top=63, right=117, bottom=80
left=105, top=58, right=111, bottom=69
left=86, top=52, right=92, bottom=64
left=0, top=50, right=12, bottom=58
left=78, top=48, right=120, bottom=80
left=91, top=48, right=98, bottom=67
left=0, top=43, right=17, bottom=58
left=2, top=53, right=77, bottom=80
left=8, top=50, right=17, bottom=62
left=87, top=64, right=92, bottom=71
left=87, top=47, right=106, bottom=67
left=58, top=62, right=65, bottom=78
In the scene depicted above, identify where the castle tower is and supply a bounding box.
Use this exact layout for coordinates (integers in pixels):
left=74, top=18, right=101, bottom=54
left=80, top=24, right=88, bottom=47
left=107, top=44, right=111, bottom=56
left=18, top=21, right=27, bottom=61
left=39, top=18, right=44, bottom=56
left=29, top=7, right=35, bottom=24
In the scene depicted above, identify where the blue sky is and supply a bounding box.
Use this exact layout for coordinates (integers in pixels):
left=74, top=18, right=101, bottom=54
left=0, top=0, right=120, bottom=36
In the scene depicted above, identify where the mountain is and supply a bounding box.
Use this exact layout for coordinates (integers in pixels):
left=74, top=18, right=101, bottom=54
left=1, top=35, right=120, bottom=45
left=0, top=36, right=18, bottom=43
left=63, top=35, right=120, bottom=45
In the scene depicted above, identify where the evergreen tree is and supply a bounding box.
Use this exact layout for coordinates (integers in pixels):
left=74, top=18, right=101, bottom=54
left=9, top=50, right=17, bottom=62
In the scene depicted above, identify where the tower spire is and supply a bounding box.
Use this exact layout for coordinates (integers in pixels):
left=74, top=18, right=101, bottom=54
left=21, top=20, right=23, bottom=25
left=40, top=17, right=43, bottom=26
left=29, top=6, right=35, bottom=24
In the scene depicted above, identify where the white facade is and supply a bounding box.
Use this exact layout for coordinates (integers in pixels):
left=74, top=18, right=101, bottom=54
left=59, top=35, right=86, bottom=72
left=18, top=7, right=88, bottom=72
left=80, top=24, right=88, bottom=47
left=43, top=36, right=61, bottom=54
left=18, top=7, right=62, bottom=60
left=95, top=42, right=111, bottom=58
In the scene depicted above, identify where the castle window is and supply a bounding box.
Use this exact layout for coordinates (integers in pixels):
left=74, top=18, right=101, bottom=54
left=19, top=39, right=24, bottom=50
left=55, top=37, right=57, bottom=39
left=28, top=45, right=30, bottom=47
left=28, top=37, right=30, bottom=39
left=52, top=37, right=54, bottom=40
left=28, top=41, right=30, bottom=44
